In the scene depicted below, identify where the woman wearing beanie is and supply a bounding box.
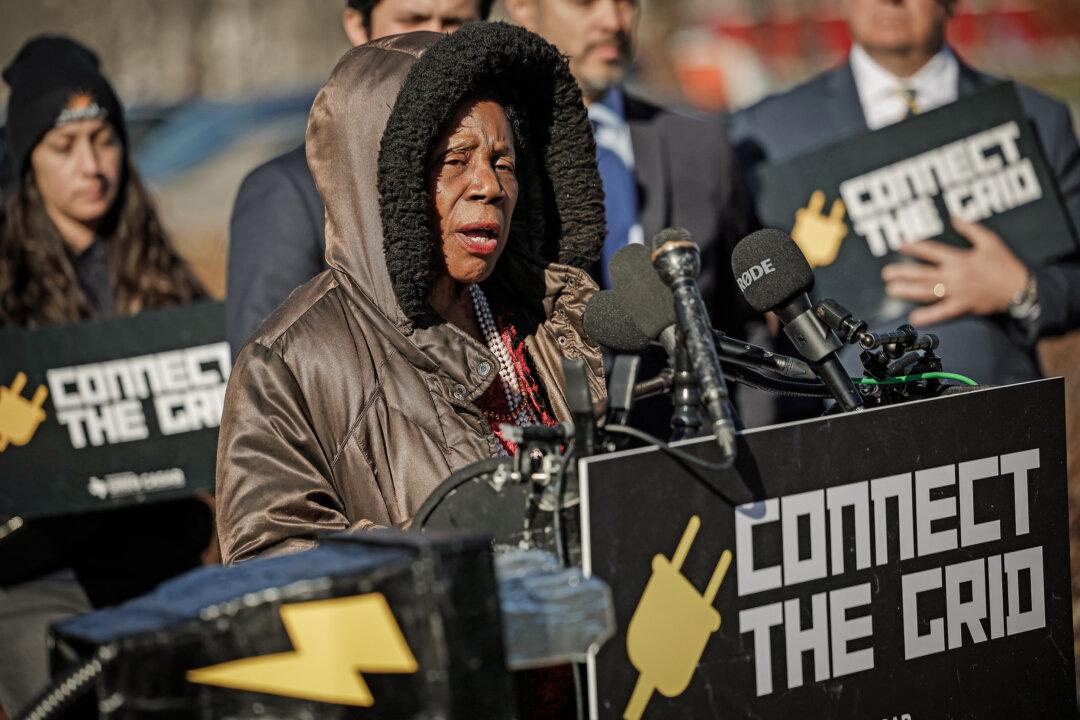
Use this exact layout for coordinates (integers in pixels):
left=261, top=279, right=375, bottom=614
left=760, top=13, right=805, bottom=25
left=0, top=36, right=211, bottom=715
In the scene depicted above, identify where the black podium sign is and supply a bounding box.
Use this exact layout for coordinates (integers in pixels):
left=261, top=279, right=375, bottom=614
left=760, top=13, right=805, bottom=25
left=580, top=379, right=1073, bottom=719
left=755, top=82, right=1077, bottom=323
left=0, top=301, right=227, bottom=519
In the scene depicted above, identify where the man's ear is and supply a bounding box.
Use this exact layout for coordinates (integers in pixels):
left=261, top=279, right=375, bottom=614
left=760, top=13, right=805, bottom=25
left=504, top=0, right=538, bottom=32
left=342, top=8, right=370, bottom=46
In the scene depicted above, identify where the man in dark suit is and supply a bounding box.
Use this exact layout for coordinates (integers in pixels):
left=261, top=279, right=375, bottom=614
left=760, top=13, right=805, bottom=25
left=505, top=0, right=764, bottom=432
left=731, top=0, right=1080, bottom=385
left=227, top=0, right=494, bottom=356
left=504, top=0, right=756, bottom=334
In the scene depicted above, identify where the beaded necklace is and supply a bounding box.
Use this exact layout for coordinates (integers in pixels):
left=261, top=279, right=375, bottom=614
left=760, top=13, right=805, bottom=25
left=468, top=283, right=539, bottom=428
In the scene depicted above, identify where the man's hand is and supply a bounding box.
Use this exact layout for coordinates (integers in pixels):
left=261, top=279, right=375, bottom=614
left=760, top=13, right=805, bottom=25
left=881, top=218, right=1029, bottom=326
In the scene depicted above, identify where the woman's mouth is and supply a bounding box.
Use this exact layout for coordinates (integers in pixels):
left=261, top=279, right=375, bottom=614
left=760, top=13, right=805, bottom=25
left=78, top=185, right=108, bottom=202
left=455, top=223, right=501, bottom=256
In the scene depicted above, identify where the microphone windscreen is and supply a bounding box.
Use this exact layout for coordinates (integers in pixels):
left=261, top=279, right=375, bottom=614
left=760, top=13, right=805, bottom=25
left=609, top=243, right=675, bottom=339
left=583, top=290, right=651, bottom=352
left=730, top=228, right=815, bottom=313
left=649, top=226, right=692, bottom=255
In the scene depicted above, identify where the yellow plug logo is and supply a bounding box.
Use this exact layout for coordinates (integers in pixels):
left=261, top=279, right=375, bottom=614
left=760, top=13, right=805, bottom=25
left=792, top=190, right=848, bottom=268
left=0, top=372, right=48, bottom=452
left=188, top=593, right=418, bottom=707
left=623, top=516, right=733, bottom=719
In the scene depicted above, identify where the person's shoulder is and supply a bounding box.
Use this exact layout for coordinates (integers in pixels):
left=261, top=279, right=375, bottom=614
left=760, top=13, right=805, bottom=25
left=246, top=270, right=344, bottom=355
left=732, top=67, right=837, bottom=127
left=1014, top=80, right=1072, bottom=124
left=623, top=90, right=734, bottom=162
left=624, top=90, right=723, bottom=130
left=965, top=66, right=1074, bottom=145
left=236, top=144, right=313, bottom=197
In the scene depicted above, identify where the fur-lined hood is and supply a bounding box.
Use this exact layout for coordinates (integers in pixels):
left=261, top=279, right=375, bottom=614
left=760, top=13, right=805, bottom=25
left=306, top=22, right=606, bottom=331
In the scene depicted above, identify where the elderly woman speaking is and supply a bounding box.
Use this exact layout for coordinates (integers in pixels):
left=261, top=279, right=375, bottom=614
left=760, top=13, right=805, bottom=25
left=216, top=23, right=607, bottom=563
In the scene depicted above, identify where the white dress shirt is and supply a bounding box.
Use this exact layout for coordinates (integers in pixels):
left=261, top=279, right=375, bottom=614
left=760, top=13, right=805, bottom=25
left=849, top=44, right=960, bottom=130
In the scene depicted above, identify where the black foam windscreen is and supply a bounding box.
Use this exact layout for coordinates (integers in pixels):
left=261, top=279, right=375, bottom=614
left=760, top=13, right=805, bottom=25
left=730, top=229, right=815, bottom=313
left=649, top=226, right=692, bottom=254
left=609, top=243, right=676, bottom=339
left=582, top=290, right=651, bottom=352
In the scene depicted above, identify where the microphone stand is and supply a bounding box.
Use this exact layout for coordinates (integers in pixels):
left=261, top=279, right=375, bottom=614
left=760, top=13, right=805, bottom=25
left=669, top=336, right=703, bottom=441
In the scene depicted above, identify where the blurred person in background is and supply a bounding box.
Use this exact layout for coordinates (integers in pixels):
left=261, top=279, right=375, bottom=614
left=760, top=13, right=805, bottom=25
left=731, top=0, right=1080, bottom=386
left=226, top=0, right=494, bottom=357
left=505, top=0, right=767, bottom=431
left=0, top=36, right=211, bottom=716
left=505, top=0, right=756, bottom=324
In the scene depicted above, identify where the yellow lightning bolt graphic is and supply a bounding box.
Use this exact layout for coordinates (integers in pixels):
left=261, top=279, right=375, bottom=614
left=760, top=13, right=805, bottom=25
left=187, top=592, right=417, bottom=706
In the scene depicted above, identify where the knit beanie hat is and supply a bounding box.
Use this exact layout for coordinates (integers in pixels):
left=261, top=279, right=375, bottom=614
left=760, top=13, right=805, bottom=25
left=3, top=35, right=127, bottom=178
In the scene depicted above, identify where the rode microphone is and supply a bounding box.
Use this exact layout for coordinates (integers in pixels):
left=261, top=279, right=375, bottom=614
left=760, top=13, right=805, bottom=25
left=730, top=229, right=863, bottom=412
left=649, top=228, right=736, bottom=463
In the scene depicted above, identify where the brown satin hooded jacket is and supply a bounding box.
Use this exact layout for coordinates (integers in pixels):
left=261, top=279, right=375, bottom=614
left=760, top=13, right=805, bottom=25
left=216, top=24, right=608, bottom=563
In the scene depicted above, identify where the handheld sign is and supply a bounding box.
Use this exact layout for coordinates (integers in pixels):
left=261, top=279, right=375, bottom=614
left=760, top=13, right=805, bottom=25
left=0, top=301, right=227, bottom=519
left=755, top=82, right=1078, bottom=323
left=580, top=379, right=1074, bottom=719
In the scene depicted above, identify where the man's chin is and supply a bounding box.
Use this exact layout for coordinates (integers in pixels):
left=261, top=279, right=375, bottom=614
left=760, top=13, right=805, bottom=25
left=577, top=64, right=627, bottom=101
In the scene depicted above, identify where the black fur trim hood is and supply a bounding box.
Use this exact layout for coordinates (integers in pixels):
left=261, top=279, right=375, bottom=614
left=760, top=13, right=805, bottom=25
left=306, top=23, right=606, bottom=327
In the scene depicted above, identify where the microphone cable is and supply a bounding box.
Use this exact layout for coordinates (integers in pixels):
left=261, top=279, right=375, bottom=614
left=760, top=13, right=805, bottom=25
left=15, top=651, right=110, bottom=720
left=856, top=372, right=977, bottom=386
left=723, top=364, right=833, bottom=399
left=601, top=424, right=740, bottom=506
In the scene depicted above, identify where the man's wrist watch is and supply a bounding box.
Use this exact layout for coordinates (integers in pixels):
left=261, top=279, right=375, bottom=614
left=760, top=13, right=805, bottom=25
left=1007, top=272, right=1041, bottom=330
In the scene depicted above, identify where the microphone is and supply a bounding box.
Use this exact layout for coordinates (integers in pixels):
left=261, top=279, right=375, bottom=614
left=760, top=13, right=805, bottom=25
left=582, top=289, right=651, bottom=353
left=730, top=229, right=863, bottom=412
left=649, top=228, right=737, bottom=463
left=581, top=290, right=829, bottom=401
left=582, top=266, right=818, bottom=380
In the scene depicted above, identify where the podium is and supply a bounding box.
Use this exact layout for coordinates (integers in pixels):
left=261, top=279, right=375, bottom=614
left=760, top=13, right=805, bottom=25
left=579, top=379, right=1074, bottom=719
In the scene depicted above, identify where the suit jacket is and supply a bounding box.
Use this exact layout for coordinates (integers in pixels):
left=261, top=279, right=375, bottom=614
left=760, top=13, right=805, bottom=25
left=730, top=59, right=1080, bottom=385
left=625, top=93, right=758, bottom=333
left=621, top=93, right=769, bottom=429
left=226, top=143, right=326, bottom=356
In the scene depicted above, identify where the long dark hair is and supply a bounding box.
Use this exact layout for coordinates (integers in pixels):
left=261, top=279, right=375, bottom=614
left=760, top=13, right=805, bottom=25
left=0, top=158, right=205, bottom=328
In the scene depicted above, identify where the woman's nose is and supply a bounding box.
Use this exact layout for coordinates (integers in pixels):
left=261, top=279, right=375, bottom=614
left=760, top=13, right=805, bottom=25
left=468, top=163, right=506, bottom=202
left=74, top=140, right=104, bottom=177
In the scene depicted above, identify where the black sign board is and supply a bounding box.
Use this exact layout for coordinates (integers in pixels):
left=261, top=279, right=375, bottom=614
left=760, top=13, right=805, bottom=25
left=756, top=82, right=1077, bottom=323
left=580, top=379, right=1073, bottom=719
left=0, top=301, right=227, bottom=519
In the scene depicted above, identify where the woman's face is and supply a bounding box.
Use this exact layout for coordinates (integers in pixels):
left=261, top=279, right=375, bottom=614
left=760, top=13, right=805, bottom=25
left=428, top=98, right=519, bottom=285
left=30, top=117, right=123, bottom=229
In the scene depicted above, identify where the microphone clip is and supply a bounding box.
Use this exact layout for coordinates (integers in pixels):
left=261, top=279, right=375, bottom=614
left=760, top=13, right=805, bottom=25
left=812, top=298, right=954, bottom=405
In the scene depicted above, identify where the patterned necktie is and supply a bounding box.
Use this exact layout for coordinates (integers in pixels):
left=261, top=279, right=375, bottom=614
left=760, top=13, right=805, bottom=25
left=900, top=86, right=920, bottom=118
